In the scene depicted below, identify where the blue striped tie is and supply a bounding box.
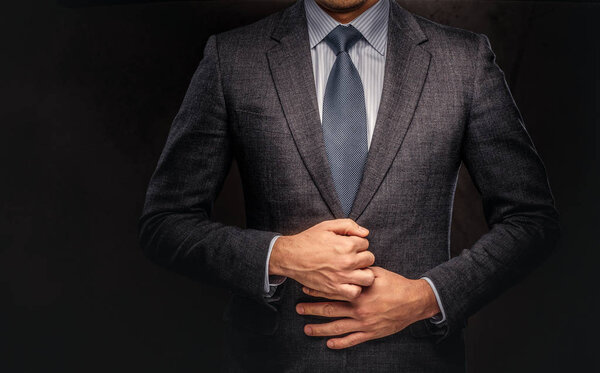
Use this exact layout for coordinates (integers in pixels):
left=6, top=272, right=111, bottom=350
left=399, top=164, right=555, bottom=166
left=322, top=24, right=368, bottom=217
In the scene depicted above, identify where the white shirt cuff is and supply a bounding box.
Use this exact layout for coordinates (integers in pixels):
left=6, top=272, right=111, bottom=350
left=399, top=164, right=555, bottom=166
left=264, top=235, right=288, bottom=297
left=421, top=276, right=447, bottom=324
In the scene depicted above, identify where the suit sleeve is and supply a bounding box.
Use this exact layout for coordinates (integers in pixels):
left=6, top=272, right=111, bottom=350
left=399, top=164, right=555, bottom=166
left=421, top=33, right=561, bottom=341
left=137, top=34, right=281, bottom=306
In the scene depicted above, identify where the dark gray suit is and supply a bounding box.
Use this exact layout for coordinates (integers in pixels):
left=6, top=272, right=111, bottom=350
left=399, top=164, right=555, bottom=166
left=138, top=0, right=561, bottom=371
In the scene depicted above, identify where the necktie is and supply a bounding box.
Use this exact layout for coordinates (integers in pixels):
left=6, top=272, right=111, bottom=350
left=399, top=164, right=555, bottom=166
left=322, top=24, right=368, bottom=217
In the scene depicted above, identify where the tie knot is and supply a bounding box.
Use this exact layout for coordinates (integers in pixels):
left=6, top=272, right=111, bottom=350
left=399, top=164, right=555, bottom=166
left=324, top=24, right=363, bottom=55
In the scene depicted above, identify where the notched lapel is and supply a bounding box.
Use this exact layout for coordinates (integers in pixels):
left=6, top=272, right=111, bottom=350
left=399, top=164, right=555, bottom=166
left=266, top=0, right=346, bottom=219
left=348, top=0, right=432, bottom=221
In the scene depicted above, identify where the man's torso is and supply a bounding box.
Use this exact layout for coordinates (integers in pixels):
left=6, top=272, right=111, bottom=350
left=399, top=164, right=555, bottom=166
left=216, top=0, right=480, bottom=371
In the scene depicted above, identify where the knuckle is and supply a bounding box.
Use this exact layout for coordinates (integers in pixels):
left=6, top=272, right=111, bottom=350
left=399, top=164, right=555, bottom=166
left=352, top=236, right=369, bottom=251
left=347, top=236, right=359, bottom=250
left=347, top=255, right=358, bottom=269
left=349, top=286, right=362, bottom=299
left=355, top=307, right=367, bottom=319
left=345, top=219, right=357, bottom=231
left=335, top=284, right=347, bottom=297
left=333, top=241, right=349, bottom=255
left=323, top=304, right=335, bottom=317
left=362, top=318, right=376, bottom=329
left=343, top=238, right=356, bottom=252
left=341, top=287, right=353, bottom=300
left=357, top=319, right=369, bottom=330
left=339, top=255, right=354, bottom=270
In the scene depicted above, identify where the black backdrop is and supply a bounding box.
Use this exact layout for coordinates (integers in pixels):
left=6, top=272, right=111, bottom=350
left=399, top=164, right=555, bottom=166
left=2, top=0, right=598, bottom=371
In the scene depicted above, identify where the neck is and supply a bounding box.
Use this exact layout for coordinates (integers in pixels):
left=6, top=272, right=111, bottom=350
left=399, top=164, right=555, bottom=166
left=314, top=0, right=381, bottom=24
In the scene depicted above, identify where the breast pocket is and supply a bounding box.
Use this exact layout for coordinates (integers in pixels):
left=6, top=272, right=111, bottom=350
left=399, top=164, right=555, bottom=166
left=232, top=109, right=300, bottom=189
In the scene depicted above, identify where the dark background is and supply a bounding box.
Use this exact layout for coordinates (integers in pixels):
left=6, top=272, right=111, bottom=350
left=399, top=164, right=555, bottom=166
left=1, top=0, right=598, bottom=371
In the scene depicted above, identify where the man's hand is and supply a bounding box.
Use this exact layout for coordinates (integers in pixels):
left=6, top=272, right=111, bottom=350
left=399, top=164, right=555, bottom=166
left=269, top=218, right=375, bottom=301
left=296, top=266, right=441, bottom=349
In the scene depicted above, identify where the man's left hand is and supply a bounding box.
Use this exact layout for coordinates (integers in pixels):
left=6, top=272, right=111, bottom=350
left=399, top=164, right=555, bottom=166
left=296, top=266, right=441, bottom=349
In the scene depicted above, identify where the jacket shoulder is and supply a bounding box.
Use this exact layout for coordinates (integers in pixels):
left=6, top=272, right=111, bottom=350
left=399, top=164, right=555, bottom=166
left=411, top=11, right=484, bottom=59
left=212, top=6, right=284, bottom=54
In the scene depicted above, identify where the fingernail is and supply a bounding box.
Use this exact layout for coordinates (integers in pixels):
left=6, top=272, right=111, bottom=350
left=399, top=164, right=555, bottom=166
left=327, top=340, right=335, bottom=348
left=305, top=326, right=312, bottom=335
left=297, top=305, right=304, bottom=314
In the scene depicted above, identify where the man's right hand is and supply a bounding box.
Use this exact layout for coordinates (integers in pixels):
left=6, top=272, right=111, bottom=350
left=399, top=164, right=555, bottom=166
left=268, top=219, right=375, bottom=301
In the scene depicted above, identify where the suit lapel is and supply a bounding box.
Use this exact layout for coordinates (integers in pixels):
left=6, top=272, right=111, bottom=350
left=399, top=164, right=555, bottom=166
left=267, top=0, right=346, bottom=218
left=348, top=0, right=431, bottom=221
left=266, top=0, right=431, bottom=221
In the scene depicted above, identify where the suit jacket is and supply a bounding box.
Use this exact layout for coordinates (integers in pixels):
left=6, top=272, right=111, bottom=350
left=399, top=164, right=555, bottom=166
left=137, top=0, right=561, bottom=371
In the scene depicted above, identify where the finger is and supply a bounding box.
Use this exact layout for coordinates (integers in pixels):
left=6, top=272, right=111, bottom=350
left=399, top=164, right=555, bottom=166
left=302, top=285, right=361, bottom=301
left=324, top=218, right=369, bottom=237
left=327, top=331, right=373, bottom=349
left=296, top=301, right=355, bottom=318
left=302, top=286, right=346, bottom=301
left=343, top=268, right=375, bottom=287
left=337, top=283, right=363, bottom=299
left=304, top=318, right=363, bottom=337
left=346, top=235, right=370, bottom=252
left=354, top=250, right=375, bottom=267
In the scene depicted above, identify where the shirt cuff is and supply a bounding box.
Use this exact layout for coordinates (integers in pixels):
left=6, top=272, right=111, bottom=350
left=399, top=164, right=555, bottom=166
left=264, top=234, right=288, bottom=297
left=420, top=276, right=447, bottom=324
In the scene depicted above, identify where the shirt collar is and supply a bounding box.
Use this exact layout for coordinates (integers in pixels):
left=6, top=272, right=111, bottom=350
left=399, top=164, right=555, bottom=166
left=304, top=0, right=389, bottom=56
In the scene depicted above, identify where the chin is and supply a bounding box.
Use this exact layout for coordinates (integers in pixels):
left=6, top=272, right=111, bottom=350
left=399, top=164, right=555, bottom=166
left=316, top=0, right=369, bottom=13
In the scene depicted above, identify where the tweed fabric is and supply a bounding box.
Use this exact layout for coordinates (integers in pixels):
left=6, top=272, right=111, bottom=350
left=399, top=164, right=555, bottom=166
left=138, top=0, right=561, bottom=371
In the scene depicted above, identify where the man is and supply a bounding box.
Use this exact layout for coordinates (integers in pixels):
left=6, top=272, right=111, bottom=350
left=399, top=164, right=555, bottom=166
left=138, top=0, right=561, bottom=371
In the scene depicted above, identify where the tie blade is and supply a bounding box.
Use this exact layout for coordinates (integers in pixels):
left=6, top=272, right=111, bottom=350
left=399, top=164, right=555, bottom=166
left=321, top=34, right=369, bottom=217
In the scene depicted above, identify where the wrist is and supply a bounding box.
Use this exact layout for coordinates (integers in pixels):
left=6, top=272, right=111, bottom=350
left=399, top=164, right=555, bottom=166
left=414, top=279, right=441, bottom=320
left=268, top=235, right=292, bottom=277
